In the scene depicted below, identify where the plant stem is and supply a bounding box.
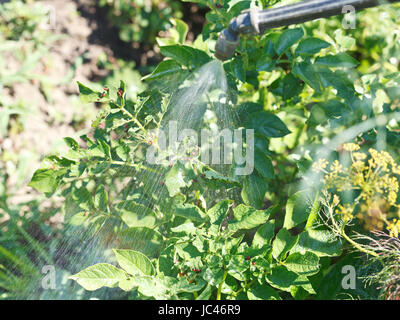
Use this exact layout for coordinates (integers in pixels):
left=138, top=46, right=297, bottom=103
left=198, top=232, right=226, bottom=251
left=216, top=270, right=228, bottom=300
left=341, top=228, right=379, bottom=257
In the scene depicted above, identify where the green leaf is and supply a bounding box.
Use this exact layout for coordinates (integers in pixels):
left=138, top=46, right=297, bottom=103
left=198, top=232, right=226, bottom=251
left=94, top=184, right=108, bottom=212
left=241, top=172, right=269, bottom=208
left=160, top=45, right=193, bottom=66
left=63, top=137, right=79, bottom=150
left=202, top=267, right=225, bottom=286
left=246, top=111, right=291, bottom=138
left=117, top=227, right=163, bottom=257
left=196, top=284, right=213, bottom=300
left=160, top=45, right=210, bottom=68
left=77, top=81, right=100, bottom=103
left=254, top=150, right=275, bottom=179
left=69, top=263, right=127, bottom=291
left=71, top=187, right=93, bottom=211
left=171, top=222, right=197, bottom=234
left=227, top=255, right=249, bottom=281
left=133, top=275, right=176, bottom=299
left=203, top=170, right=240, bottom=186
left=291, top=229, right=342, bottom=257
left=115, top=201, right=157, bottom=228
left=283, top=190, right=316, bottom=229
left=272, top=228, right=298, bottom=260
left=175, top=277, right=206, bottom=293
left=113, top=249, right=155, bottom=276
left=227, top=56, right=246, bottom=82
left=292, top=62, right=322, bottom=93
left=256, top=55, right=274, bottom=72
left=176, top=243, right=201, bottom=260
left=266, top=265, right=314, bottom=294
left=28, top=169, right=60, bottom=194
left=281, top=73, right=304, bottom=100
left=228, top=205, right=274, bottom=233
left=247, top=283, right=281, bottom=300
left=157, top=245, right=176, bottom=276
left=285, top=252, right=320, bottom=276
left=173, top=18, right=188, bottom=44
left=315, top=53, right=359, bottom=68
left=143, top=59, right=182, bottom=80
left=98, top=140, right=111, bottom=159
left=173, top=203, right=205, bottom=222
left=295, top=37, right=331, bottom=56
left=276, top=28, right=304, bottom=55
left=165, top=164, right=187, bottom=197
left=253, top=219, right=275, bottom=248
left=208, top=199, right=232, bottom=225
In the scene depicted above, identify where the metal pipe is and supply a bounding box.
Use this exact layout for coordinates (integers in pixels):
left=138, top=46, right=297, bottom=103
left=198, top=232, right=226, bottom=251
left=215, top=0, right=400, bottom=60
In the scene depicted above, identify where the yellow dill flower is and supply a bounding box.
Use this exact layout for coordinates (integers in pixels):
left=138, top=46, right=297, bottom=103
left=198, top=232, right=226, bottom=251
left=387, top=219, right=400, bottom=238
left=332, top=194, right=340, bottom=207
left=369, top=148, right=394, bottom=172
left=351, top=160, right=367, bottom=174
left=330, top=160, right=343, bottom=174
left=336, top=204, right=354, bottom=222
left=312, top=158, right=329, bottom=172
left=343, top=143, right=360, bottom=152
left=388, top=191, right=397, bottom=206
left=319, top=142, right=400, bottom=234
left=353, top=152, right=367, bottom=161
left=393, top=164, right=400, bottom=175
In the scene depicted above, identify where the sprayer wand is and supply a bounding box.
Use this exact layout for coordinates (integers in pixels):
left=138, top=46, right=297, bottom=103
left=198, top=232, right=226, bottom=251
left=214, top=0, right=400, bottom=60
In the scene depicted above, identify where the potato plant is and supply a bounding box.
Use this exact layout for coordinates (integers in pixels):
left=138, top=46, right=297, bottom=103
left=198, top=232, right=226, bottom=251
left=29, top=0, right=400, bottom=300
left=99, top=0, right=182, bottom=44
